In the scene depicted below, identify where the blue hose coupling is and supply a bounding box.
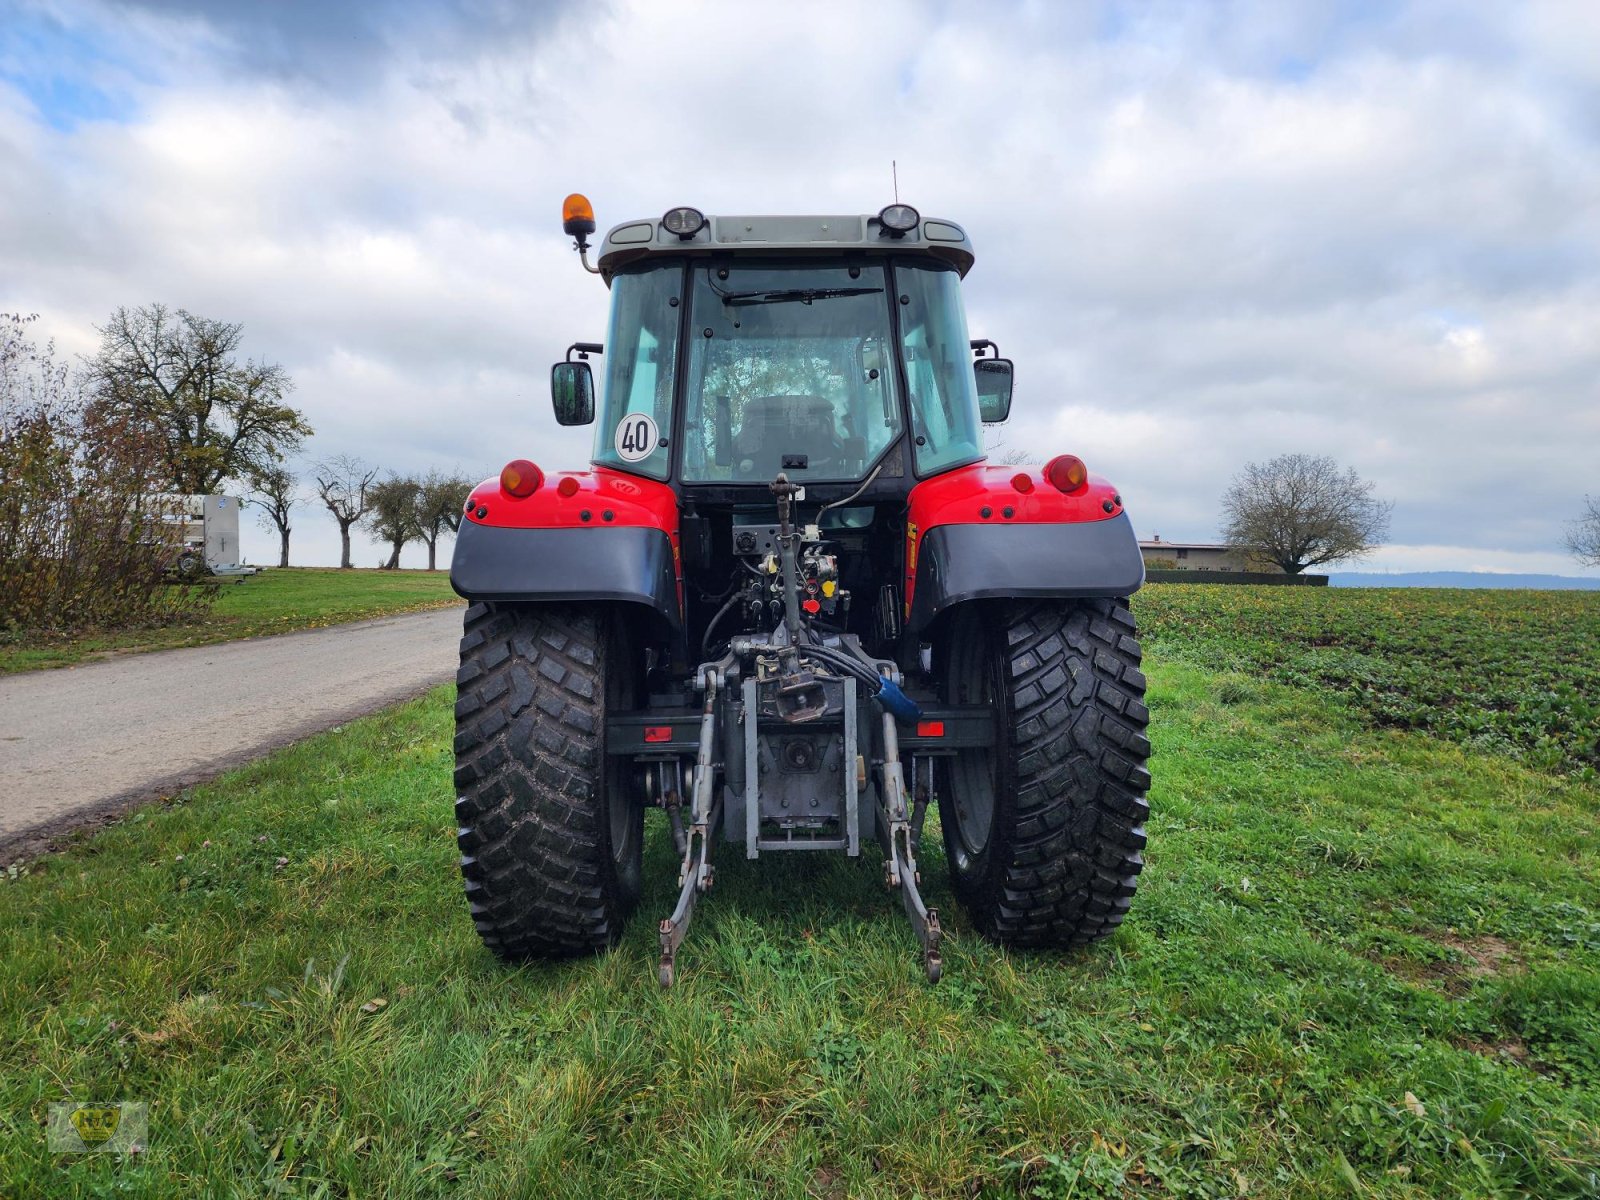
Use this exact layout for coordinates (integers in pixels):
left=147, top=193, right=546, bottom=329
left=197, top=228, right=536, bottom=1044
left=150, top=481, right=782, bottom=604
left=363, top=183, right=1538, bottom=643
left=875, top=677, right=922, bottom=722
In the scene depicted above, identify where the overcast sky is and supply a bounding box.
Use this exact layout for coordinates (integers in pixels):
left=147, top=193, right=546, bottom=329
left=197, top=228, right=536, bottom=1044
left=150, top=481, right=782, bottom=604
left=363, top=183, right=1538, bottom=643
left=3, top=0, right=1597, bottom=574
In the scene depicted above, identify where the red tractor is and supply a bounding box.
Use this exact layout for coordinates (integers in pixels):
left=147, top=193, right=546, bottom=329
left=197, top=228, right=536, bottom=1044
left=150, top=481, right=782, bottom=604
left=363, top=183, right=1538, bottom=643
left=450, top=196, right=1150, bottom=985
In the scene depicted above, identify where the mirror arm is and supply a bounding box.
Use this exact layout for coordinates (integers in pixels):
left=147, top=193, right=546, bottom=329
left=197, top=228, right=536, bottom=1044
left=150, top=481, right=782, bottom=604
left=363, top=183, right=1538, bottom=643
left=970, top=338, right=998, bottom=359
left=573, top=234, right=602, bottom=275
left=566, top=342, right=604, bottom=362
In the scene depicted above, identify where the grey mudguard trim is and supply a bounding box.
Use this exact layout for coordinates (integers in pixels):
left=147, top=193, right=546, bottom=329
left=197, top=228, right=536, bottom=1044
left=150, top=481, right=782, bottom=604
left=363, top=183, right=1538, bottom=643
left=450, top=522, right=681, bottom=632
left=907, top=511, right=1144, bottom=632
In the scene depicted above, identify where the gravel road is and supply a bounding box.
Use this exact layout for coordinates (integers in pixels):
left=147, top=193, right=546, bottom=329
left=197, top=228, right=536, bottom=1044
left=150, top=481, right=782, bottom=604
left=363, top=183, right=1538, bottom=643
left=0, top=606, right=463, bottom=855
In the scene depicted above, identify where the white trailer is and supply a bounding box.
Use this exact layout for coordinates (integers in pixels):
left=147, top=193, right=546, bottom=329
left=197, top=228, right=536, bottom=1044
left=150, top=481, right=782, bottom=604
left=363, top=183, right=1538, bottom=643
left=165, top=494, right=256, bottom=576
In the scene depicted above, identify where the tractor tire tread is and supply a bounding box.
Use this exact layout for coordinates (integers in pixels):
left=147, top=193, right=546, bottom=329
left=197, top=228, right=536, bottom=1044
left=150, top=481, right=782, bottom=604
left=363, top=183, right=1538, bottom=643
left=452, top=602, right=625, bottom=959
left=978, top=598, right=1151, bottom=947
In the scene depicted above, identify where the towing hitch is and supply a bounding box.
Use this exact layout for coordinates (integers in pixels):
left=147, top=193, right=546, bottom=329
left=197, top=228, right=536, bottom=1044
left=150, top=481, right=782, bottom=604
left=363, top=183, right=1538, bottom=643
left=650, top=474, right=943, bottom=987
left=653, top=664, right=942, bottom=987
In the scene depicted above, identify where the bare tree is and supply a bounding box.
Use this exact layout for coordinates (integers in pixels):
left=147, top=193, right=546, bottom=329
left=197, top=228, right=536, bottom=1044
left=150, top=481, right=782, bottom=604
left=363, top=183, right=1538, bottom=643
left=88, top=304, right=312, bottom=494
left=1222, top=453, right=1392, bottom=575
left=245, top=462, right=298, bottom=568
left=413, top=469, right=476, bottom=571
left=364, top=475, right=422, bottom=570
left=1566, top=496, right=1600, bottom=568
left=315, top=455, right=377, bottom=569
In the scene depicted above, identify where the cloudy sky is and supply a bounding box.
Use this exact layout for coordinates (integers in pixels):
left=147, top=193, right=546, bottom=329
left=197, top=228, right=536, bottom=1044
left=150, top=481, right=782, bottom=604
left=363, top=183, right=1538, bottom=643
left=3, top=0, right=1597, bottom=574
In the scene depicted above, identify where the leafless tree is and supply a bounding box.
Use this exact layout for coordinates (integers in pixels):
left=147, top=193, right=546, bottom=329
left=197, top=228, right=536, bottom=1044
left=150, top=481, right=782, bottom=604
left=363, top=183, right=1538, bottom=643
left=1222, top=452, right=1392, bottom=575
left=364, top=476, right=422, bottom=570
left=979, top=428, right=1033, bottom=464
left=315, top=455, right=377, bottom=569
left=245, top=462, right=298, bottom=568
left=1566, top=496, right=1600, bottom=568
left=87, top=304, right=311, bottom=494
left=413, top=469, right=476, bottom=571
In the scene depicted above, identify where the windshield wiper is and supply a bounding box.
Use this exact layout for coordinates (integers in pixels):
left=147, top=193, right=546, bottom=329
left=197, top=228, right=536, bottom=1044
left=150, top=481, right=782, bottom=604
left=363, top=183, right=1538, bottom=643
left=720, top=286, right=883, bottom=308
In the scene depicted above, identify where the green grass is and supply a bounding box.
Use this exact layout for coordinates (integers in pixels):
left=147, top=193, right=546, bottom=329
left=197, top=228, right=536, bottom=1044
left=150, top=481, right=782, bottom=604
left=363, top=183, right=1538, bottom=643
left=1137, top=585, right=1600, bottom=780
left=0, top=567, right=460, bottom=673
left=2, top=590, right=1598, bottom=1197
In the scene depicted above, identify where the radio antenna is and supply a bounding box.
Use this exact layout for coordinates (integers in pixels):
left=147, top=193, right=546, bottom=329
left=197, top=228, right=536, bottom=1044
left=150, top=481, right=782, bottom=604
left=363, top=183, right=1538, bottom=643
left=892, top=160, right=899, bottom=202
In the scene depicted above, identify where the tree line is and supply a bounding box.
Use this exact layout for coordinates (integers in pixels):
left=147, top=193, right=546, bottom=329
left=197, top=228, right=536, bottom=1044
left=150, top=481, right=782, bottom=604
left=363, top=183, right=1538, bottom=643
left=87, top=302, right=477, bottom=571
left=2, top=304, right=476, bottom=636
left=250, top=456, right=474, bottom=571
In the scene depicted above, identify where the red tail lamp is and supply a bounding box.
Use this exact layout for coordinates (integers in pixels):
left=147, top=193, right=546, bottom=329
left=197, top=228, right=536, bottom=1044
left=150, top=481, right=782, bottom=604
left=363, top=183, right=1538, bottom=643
left=500, top=459, right=543, bottom=497
left=556, top=476, right=580, bottom=498
left=1010, top=472, right=1034, bottom=494
left=1044, top=454, right=1088, bottom=493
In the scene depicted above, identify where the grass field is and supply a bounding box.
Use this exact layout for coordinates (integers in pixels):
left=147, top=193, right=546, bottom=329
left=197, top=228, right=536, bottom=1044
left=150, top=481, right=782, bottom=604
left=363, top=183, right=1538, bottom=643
left=1136, top=586, right=1600, bottom=782
left=2, top=586, right=1597, bottom=1197
left=0, top=567, right=461, bottom=674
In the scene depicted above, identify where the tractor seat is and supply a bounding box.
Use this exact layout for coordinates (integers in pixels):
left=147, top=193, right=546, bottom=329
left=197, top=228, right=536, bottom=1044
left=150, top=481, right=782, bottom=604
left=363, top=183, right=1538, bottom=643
left=733, top=395, right=838, bottom=472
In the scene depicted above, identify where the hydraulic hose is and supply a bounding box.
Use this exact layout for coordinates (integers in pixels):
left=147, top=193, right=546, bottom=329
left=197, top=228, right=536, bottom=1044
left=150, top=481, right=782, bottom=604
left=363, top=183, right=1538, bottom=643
left=797, top=644, right=923, bottom=720
left=700, top=590, right=744, bottom=661
left=815, top=460, right=886, bottom=519
left=798, top=644, right=880, bottom=687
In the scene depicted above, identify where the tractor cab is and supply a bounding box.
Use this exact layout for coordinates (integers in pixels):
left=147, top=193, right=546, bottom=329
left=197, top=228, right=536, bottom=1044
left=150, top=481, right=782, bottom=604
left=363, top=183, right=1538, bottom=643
left=555, top=199, right=1011, bottom=498
left=535, top=197, right=1036, bottom=672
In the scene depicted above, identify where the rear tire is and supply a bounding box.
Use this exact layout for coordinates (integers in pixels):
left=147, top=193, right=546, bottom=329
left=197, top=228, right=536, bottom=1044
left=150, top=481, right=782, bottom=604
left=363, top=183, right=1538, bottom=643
left=936, top=599, right=1150, bottom=947
left=452, top=602, right=644, bottom=960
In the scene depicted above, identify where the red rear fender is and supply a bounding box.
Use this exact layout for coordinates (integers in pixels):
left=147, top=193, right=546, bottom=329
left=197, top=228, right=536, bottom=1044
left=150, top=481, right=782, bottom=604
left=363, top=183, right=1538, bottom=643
left=906, top=462, right=1123, bottom=532
left=903, top=462, right=1138, bottom=627
left=463, top=466, right=679, bottom=533
left=456, top=466, right=684, bottom=623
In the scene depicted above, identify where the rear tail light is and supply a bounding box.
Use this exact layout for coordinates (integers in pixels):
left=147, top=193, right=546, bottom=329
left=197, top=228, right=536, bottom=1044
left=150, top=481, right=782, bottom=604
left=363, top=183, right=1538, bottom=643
left=1043, top=454, right=1088, bottom=493
left=500, top=459, right=543, bottom=497
left=1010, top=472, right=1034, bottom=494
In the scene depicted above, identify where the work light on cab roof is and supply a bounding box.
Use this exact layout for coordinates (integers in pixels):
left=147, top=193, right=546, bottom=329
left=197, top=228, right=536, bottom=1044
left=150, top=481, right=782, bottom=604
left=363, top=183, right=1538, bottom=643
left=661, top=206, right=706, bottom=238
left=447, top=191, right=1151, bottom=989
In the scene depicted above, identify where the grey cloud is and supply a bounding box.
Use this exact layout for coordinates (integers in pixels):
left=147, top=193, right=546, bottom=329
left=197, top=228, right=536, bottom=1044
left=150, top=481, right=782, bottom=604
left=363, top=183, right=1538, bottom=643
left=2, top=0, right=1597, bottom=573
left=103, top=0, right=586, bottom=90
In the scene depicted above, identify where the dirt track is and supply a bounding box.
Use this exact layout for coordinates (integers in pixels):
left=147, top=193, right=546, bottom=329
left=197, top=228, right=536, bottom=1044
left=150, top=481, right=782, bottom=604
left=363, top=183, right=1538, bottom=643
left=0, top=607, right=462, bottom=858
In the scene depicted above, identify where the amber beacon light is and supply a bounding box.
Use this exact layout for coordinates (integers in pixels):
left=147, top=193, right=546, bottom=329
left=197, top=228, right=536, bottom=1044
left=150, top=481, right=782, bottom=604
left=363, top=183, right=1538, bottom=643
left=562, top=193, right=596, bottom=238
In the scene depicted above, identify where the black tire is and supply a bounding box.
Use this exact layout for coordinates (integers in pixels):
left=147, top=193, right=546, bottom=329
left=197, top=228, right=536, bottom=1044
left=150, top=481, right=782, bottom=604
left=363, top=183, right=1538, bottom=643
left=452, top=602, right=644, bottom=959
left=174, top=550, right=208, bottom=581
left=936, top=599, right=1150, bottom=947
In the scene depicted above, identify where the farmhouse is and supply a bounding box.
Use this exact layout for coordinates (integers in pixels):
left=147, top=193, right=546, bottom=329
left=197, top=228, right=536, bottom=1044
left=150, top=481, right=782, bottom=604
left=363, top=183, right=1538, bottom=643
left=1139, top=535, right=1281, bottom=573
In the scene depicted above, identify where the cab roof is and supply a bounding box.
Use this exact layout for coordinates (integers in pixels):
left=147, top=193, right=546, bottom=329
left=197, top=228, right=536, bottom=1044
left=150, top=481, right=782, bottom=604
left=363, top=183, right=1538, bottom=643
left=594, top=212, right=976, bottom=283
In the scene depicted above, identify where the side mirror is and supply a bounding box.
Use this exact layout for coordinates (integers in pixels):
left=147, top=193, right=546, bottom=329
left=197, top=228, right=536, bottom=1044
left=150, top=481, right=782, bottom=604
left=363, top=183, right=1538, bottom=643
left=551, top=361, right=595, bottom=426
left=974, top=358, right=1013, bottom=423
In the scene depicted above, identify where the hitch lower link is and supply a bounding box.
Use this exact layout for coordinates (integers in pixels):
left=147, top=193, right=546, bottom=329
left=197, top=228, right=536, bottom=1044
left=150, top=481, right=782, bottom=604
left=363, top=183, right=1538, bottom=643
left=655, top=668, right=943, bottom=988
left=658, top=670, right=721, bottom=989
left=878, top=709, right=942, bottom=984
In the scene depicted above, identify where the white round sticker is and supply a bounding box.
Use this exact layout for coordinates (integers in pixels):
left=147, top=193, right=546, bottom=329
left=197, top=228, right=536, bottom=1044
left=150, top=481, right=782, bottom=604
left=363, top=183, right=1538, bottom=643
left=613, top=413, right=659, bottom=462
